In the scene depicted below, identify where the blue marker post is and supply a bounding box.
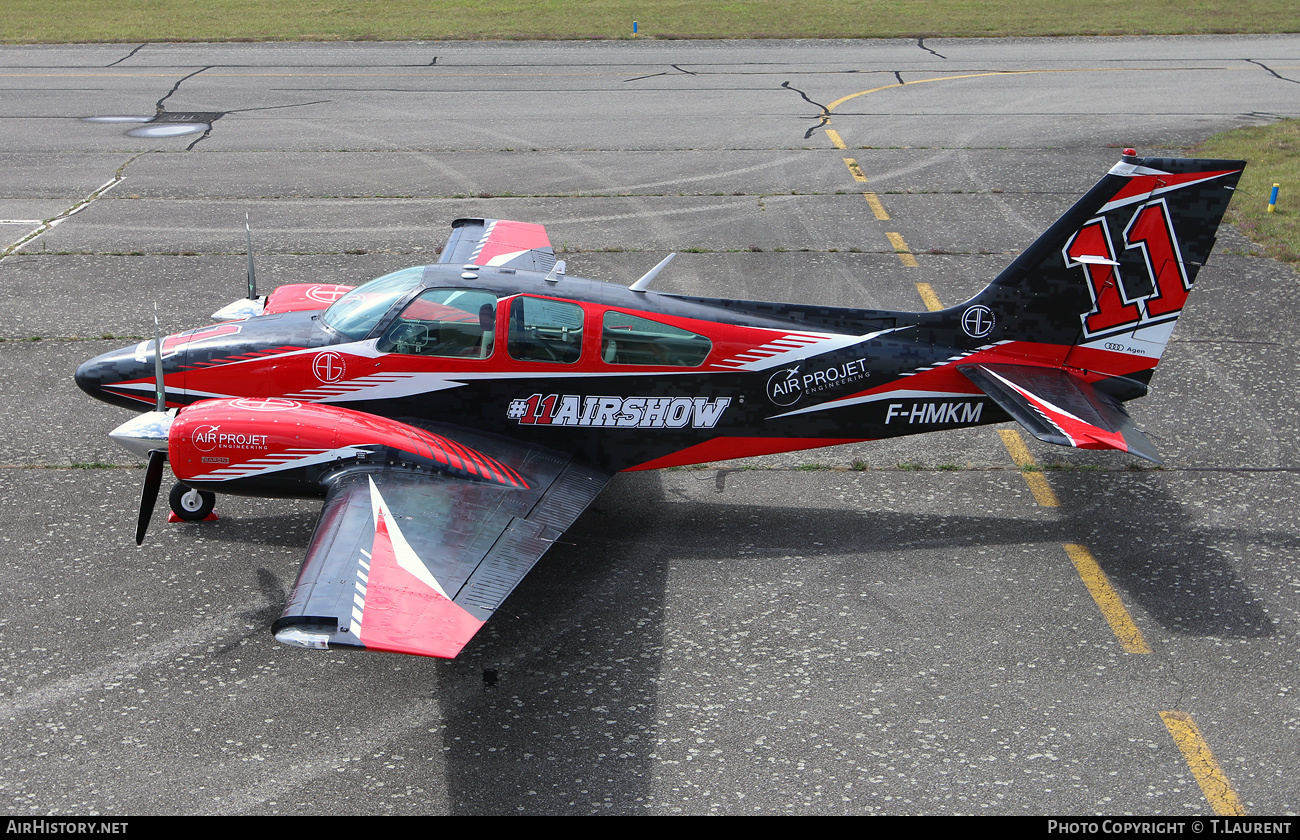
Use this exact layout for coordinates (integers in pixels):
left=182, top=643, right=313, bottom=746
left=1268, top=183, right=1280, bottom=213
left=633, top=21, right=638, bottom=36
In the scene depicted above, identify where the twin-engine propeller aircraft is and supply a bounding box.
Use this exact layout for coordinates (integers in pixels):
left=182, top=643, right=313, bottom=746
left=76, top=153, right=1244, bottom=660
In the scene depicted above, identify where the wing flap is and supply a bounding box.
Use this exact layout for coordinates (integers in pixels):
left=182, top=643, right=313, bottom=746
left=458, top=459, right=609, bottom=616
left=958, top=362, right=1161, bottom=463
left=273, top=441, right=613, bottom=659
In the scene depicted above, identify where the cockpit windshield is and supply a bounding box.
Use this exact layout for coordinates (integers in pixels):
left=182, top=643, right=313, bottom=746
left=321, top=267, right=425, bottom=339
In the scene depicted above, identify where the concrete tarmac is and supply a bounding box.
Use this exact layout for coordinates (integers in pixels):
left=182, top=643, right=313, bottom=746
left=1, top=36, right=1298, bottom=815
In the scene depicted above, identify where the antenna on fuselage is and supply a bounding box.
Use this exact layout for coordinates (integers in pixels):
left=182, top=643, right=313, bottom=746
left=629, top=253, right=676, bottom=293
left=245, top=211, right=257, bottom=300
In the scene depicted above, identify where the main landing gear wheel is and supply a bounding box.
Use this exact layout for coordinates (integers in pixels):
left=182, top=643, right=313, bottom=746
left=169, top=484, right=216, bottom=521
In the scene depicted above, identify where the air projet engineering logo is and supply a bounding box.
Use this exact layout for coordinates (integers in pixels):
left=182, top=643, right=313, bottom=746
left=508, top=394, right=732, bottom=428
left=766, top=358, right=870, bottom=406
left=190, top=424, right=270, bottom=452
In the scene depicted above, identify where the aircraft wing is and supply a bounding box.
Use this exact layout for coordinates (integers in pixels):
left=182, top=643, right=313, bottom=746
left=272, top=438, right=612, bottom=658
left=958, top=362, right=1161, bottom=463
left=438, top=217, right=557, bottom=273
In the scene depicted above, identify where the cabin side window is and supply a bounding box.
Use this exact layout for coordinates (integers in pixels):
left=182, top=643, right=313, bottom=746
left=507, top=297, right=584, bottom=363
left=601, top=312, right=712, bottom=367
left=377, top=288, right=497, bottom=358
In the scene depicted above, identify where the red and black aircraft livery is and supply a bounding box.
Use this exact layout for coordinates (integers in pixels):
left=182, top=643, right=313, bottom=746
left=76, top=154, right=1244, bottom=660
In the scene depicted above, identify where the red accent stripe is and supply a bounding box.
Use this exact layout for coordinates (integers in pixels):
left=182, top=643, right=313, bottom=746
left=459, top=443, right=505, bottom=484
left=357, top=498, right=484, bottom=659
left=1105, top=169, right=1238, bottom=209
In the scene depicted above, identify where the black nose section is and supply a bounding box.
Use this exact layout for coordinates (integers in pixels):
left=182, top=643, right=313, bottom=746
left=74, top=355, right=106, bottom=400
left=76, top=344, right=157, bottom=410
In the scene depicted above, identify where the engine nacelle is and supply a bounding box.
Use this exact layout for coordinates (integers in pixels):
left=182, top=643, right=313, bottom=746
left=211, top=283, right=355, bottom=321
left=169, top=398, right=526, bottom=497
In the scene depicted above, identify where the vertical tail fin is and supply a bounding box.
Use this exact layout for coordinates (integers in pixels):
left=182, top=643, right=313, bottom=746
left=951, top=153, right=1244, bottom=461
left=966, top=154, right=1244, bottom=369
left=972, top=154, right=1244, bottom=364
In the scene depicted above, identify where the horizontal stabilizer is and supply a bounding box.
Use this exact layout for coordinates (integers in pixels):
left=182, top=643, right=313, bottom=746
left=958, top=363, right=1161, bottom=463
left=439, top=218, right=556, bottom=273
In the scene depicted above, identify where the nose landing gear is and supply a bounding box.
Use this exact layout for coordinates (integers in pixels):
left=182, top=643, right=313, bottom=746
left=169, top=483, right=218, bottom=522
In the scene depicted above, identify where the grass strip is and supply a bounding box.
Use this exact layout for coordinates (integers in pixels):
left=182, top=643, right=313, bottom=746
left=1, top=1, right=1297, bottom=43
left=1197, top=119, right=1300, bottom=270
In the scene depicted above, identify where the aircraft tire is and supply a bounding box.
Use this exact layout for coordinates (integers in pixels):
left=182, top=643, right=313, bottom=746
left=170, top=483, right=216, bottom=521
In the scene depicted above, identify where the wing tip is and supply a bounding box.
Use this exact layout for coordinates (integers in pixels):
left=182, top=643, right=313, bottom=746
left=272, top=615, right=479, bottom=659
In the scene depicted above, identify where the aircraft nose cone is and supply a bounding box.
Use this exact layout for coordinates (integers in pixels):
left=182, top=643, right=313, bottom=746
left=75, top=343, right=160, bottom=410
left=74, top=355, right=107, bottom=400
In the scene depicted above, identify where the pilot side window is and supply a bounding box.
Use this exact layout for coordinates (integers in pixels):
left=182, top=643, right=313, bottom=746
left=601, top=312, right=712, bottom=366
left=507, top=297, right=583, bottom=363
left=377, top=288, right=497, bottom=358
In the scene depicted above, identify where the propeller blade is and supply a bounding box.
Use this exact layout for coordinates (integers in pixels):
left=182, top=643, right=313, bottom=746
left=246, top=211, right=257, bottom=300
left=152, top=303, right=166, bottom=412
left=136, top=449, right=166, bottom=545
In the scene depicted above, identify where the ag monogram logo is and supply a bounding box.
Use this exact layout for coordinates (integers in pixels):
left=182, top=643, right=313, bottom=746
left=312, top=351, right=347, bottom=383
left=961, top=305, right=995, bottom=339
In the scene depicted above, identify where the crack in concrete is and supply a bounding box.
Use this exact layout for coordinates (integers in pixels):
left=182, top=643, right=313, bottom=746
left=625, top=65, right=697, bottom=83
left=1247, top=58, right=1299, bottom=84
left=146, top=67, right=221, bottom=149
left=183, top=124, right=215, bottom=151
left=781, top=80, right=831, bottom=139
left=917, top=38, right=946, bottom=59
left=105, top=43, right=146, bottom=68
left=0, top=151, right=152, bottom=262
left=156, top=67, right=212, bottom=111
